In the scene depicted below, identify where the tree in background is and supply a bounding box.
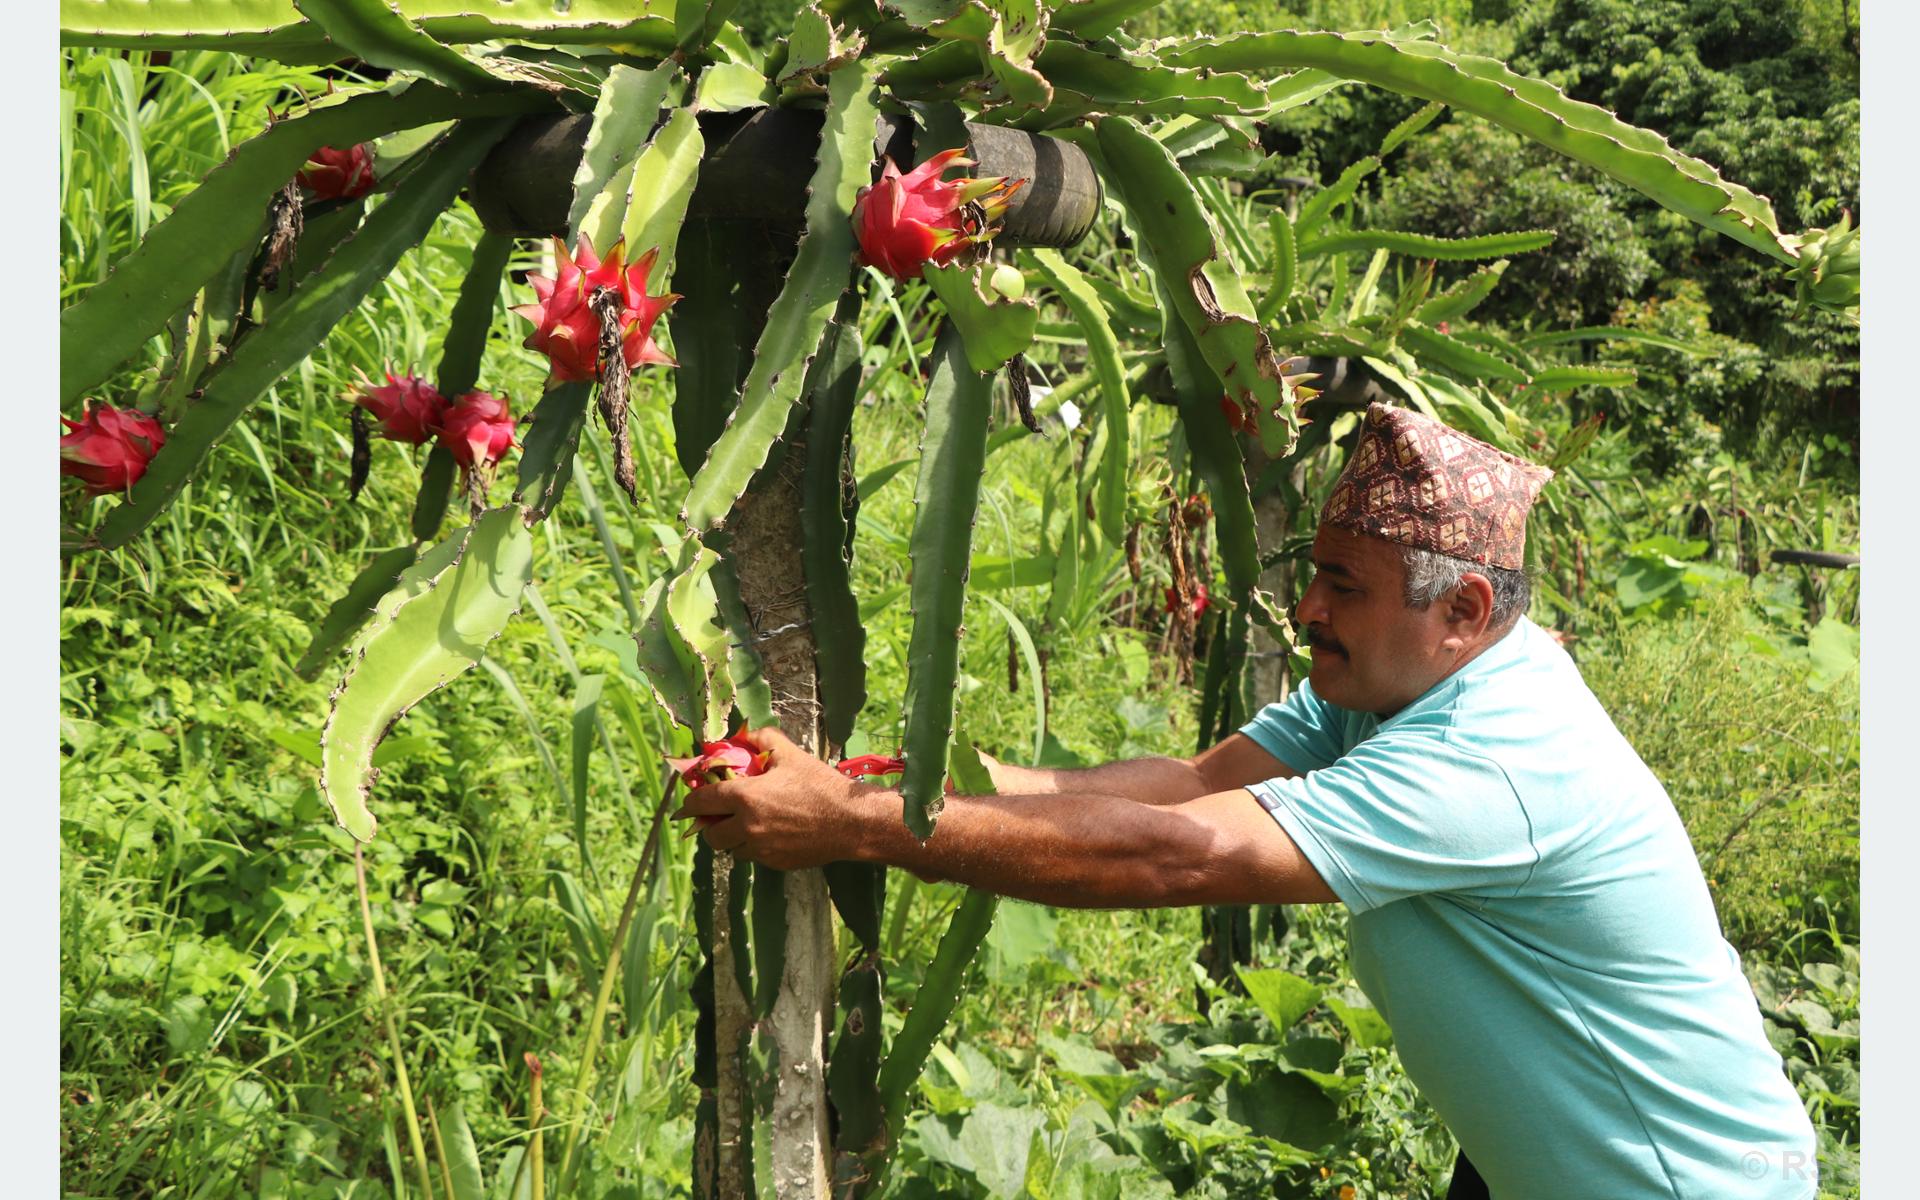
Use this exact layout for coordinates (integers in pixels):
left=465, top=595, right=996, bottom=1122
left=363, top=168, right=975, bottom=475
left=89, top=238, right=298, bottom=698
left=1180, top=0, right=1858, bottom=467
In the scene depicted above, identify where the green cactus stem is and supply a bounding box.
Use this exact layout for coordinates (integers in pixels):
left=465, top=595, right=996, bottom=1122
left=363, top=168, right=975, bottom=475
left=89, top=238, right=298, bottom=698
left=1027, top=248, right=1131, bottom=547
left=405, top=228, right=514, bottom=541
left=1297, top=227, right=1556, bottom=261
left=864, top=737, right=1001, bottom=1193
left=897, top=323, right=996, bottom=839
left=680, top=59, right=879, bottom=534
left=511, top=381, right=594, bottom=522
left=1095, top=114, right=1302, bottom=461
left=799, top=304, right=869, bottom=748
left=60, top=0, right=676, bottom=58
left=1155, top=30, right=1795, bottom=262
left=293, top=0, right=508, bottom=91
left=1156, top=279, right=1275, bottom=624
left=1415, top=259, right=1508, bottom=324
left=319, top=504, right=535, bottom=842
left=294, top=544, right=423, bottom=681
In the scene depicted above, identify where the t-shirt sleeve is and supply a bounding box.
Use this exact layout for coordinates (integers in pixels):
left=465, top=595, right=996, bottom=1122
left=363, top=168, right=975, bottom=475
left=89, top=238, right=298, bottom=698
left=1248, top=729, right=1540, bottom=915
left=1238, top=679, right=1346, bottom=774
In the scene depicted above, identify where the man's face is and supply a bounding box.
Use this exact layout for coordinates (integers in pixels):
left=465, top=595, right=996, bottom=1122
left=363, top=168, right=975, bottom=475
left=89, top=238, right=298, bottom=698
left=1295, top=525, right=1464, bottom=716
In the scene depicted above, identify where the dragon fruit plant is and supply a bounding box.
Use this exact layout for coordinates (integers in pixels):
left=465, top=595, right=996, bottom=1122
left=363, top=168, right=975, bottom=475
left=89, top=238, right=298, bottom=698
left=58, top=1, right=1853, bottom=1195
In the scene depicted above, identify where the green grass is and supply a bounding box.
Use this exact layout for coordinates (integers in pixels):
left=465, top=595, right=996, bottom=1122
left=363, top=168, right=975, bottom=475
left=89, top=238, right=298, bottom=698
left=60, top=45, right=1858, bottom=1200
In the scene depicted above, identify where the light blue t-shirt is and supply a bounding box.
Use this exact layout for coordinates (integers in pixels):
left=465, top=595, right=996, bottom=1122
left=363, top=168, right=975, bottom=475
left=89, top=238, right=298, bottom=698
left=1240, top=617, right=1817, bottom=1200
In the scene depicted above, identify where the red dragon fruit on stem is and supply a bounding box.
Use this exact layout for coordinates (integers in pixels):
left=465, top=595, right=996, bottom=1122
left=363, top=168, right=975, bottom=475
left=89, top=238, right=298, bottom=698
left=351, top=366, right=447, bottom=445
left=511, top=235, right=679, bottom=383
left=668, top=732, right=773, bottom=827
left=835, top=754, right=907, bottom=780
left=853, top=148, right=1025, bottom=281
left=1164, top=582, right=1210, bottom=620
left=668, top=733, right=773, bottom=791
left=59, top=402, right=166, bottom=496
left=432, top=391, right=519, bottom=472
left=298, top=144, right=376, bottom=200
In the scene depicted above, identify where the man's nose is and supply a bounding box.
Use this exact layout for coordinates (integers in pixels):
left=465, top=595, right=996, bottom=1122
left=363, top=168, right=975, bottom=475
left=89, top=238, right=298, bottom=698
left=1296, top=577, right=1329, bottom=627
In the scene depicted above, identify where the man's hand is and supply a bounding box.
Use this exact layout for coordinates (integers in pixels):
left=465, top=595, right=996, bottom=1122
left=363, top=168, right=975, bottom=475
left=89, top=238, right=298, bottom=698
left=673, top=726, right=874, bottom=871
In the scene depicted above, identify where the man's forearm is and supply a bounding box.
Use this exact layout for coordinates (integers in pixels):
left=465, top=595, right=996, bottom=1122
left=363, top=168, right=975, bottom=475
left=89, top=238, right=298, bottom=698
left=848, top=783, right=1215, bottom=908
left=987, top=754, right=1212, bottom=807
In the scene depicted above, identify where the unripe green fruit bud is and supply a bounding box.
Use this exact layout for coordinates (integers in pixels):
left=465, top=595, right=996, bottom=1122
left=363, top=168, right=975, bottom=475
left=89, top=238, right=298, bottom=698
left=988, top=262, right=1026, bottom=301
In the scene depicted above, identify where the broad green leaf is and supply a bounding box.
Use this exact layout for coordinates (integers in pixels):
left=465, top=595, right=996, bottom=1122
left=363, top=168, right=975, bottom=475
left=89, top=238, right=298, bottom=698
left=440, top=1100, right=486, bottom=1200
left=1223, top=1062, right=1341, bottom=1150
left=1324, top=995, right=1393, bottom=1050
left=1235, top=966, right=1322, bottom=1031
left=1807, top=617, right=1859, bottom=692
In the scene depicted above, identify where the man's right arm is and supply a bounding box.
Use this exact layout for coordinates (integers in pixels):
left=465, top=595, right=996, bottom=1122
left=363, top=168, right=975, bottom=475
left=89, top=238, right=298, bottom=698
left=982, top=732, right=1300, bottom=807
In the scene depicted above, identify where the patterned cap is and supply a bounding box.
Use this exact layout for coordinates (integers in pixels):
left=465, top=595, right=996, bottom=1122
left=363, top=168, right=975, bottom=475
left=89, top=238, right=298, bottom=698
left=1320, top=403, right=1553, bottom=570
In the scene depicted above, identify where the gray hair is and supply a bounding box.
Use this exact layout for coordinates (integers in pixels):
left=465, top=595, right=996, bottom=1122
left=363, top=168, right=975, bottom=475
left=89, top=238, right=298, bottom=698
left=1401, top=546, right=1531, bottom=627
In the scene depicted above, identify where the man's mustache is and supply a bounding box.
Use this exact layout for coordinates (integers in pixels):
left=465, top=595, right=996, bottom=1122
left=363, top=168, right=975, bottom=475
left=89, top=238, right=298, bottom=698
left=1303, top=625, right=1347, bottom=656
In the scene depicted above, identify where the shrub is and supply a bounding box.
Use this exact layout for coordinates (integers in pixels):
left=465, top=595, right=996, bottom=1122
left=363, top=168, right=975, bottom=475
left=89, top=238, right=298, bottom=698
left=1574, top=590, right=1858, bottom=949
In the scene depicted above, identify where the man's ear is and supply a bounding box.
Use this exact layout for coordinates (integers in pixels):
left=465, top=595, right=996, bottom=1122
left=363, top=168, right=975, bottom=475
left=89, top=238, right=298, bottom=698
left=1442, top=573, right=1496, bottom=645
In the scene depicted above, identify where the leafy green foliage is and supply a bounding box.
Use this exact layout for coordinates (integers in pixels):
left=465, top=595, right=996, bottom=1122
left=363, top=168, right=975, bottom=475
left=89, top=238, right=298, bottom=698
left=1505, top=0, right=1860, bottom=448
left=1373, top=120, right=1655, bottom=325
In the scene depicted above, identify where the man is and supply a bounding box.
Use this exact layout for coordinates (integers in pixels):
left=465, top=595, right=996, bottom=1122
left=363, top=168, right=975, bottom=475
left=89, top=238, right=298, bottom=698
left=675, top=403, right=1819, bottom=1199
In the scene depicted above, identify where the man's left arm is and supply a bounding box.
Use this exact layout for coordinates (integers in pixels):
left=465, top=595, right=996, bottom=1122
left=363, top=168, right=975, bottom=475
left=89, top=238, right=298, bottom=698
left=974, top=734, right=1298, bottom=809
left=676, top=728, right=1338, bottom=910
